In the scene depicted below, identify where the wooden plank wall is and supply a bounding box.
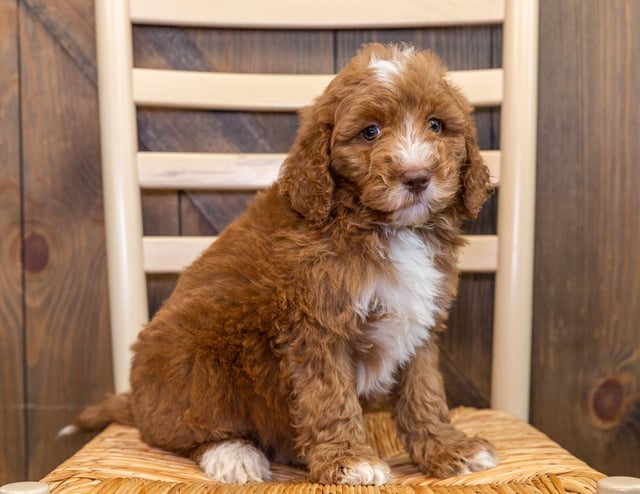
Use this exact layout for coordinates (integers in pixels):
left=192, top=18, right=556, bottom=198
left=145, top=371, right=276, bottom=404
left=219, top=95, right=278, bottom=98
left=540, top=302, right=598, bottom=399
left=0, top=0, right=24, bottom=482
left=532, top=0, right=640, bottom=476
left=0, top=0, right=638, bottom=485
left=18, top=0, right=113, bottom=482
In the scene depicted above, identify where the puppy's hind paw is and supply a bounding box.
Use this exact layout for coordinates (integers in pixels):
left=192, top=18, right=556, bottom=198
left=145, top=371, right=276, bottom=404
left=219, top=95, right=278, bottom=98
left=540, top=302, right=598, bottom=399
left=199, top=439, right=272, bottom=483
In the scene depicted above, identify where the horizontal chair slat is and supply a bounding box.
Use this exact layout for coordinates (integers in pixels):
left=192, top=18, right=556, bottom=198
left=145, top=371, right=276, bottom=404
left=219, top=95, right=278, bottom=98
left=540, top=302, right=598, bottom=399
left=132, top=68, right=503, bottom=111
left=143, top=235, right=498, bottom=274
left=459, top=235, right=499, bottom=273
left=138, top=152, right=284, bottom=190
left=130, top=0, right=505, bottom=29
left=138, top=150, right=501, bottom=190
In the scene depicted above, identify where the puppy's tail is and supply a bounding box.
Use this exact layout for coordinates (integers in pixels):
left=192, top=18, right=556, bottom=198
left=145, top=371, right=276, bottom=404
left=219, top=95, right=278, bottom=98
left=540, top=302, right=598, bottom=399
left=58, top=392, right=135, bottom=438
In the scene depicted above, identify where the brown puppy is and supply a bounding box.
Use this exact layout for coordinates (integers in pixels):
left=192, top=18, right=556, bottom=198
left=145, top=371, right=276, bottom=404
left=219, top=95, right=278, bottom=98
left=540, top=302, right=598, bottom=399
left=75, top=43, right=497, bottom=485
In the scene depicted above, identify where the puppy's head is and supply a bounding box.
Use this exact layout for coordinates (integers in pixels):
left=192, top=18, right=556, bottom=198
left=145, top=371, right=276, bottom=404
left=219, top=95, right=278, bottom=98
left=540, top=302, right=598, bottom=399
left=279, top=43, right=491, bottom=227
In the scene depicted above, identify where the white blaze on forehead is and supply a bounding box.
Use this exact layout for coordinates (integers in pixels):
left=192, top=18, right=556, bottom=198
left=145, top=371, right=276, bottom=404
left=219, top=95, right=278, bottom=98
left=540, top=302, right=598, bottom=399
left=396, top=116, right=438, bottom=167
left=368, top=45, right=416, bottom=86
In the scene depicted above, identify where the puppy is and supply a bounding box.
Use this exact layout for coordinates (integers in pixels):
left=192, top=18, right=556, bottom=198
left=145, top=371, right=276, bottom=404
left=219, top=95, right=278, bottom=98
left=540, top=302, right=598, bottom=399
left=74, top=43, right=498, bottom=485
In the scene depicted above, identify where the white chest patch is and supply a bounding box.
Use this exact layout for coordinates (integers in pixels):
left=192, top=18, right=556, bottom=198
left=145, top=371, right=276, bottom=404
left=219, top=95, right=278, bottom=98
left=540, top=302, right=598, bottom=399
left=355, top=230, right=445, bottom=397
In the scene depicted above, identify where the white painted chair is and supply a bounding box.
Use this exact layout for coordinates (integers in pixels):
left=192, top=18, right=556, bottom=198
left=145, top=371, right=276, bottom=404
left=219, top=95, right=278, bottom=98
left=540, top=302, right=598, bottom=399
left=39, top=1, right=607, bottom=493
left=99, top=0, right=533, bottom=421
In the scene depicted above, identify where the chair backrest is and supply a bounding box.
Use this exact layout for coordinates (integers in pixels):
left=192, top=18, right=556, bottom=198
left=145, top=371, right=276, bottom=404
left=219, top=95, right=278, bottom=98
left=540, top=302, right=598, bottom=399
left=95, top=0, right=538, bottom=421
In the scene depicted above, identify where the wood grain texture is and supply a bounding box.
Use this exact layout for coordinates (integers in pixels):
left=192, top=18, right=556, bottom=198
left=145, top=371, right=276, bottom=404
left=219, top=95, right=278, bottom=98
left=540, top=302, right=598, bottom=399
left=533, top=0, right=640, bottom=475
left=22, top=0, right=97, bottom=83
left=0, top=0, right=25, bottom=484
left=19, top=3, right=113, bottom=480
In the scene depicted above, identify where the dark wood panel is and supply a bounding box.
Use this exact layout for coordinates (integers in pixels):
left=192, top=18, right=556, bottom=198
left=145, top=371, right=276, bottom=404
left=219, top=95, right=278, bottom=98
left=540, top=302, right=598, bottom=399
left=533, top=0, right=640, bottom=475
left=133, top=27, right=336, bottom=74
left=19, top=4, right=113, bottom=480
left=0, top=0, right=25, bottom=484
left=335, top=26, right=501, bottom=69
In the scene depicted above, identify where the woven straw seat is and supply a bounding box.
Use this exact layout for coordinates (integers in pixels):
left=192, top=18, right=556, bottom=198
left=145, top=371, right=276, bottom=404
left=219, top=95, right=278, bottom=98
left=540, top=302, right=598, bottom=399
left=42, top=408, right=603, bottom=494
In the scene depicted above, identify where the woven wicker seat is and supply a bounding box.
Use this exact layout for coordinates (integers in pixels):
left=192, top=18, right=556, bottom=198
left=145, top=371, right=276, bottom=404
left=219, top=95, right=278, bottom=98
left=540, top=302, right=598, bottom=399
left=37, top=0, right=608, bottom=493
left=43, top=409, right=603, bottom=494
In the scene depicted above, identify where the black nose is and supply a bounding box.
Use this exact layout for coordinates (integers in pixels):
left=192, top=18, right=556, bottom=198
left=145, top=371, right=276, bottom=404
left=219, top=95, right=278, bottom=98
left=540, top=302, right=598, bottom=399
left=401, top=169, right=430, bottom=194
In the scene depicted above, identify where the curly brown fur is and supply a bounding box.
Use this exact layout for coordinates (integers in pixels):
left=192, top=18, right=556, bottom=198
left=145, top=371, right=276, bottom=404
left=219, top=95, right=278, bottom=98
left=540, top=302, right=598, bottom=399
left=74, top=43, right=496, bottom=485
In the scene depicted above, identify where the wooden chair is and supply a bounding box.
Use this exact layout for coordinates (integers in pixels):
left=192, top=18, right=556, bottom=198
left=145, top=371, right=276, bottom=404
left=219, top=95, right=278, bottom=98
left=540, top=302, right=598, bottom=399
left=39, top=0, right=607, bottom=492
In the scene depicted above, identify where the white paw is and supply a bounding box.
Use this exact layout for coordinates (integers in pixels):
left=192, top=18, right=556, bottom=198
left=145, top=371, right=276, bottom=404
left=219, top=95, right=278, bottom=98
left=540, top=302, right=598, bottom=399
left=339, top=461, right=393, bottom=485
left=460, top=448, right=499, bottom=475
left=200, top=440, right=272, bottom=483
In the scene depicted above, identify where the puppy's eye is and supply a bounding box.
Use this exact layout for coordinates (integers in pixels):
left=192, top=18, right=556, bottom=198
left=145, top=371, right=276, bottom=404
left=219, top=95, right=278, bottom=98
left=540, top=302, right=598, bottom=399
left=428, top=118, right=443, bottom=133
left=361, top=125, right=381, bottom=141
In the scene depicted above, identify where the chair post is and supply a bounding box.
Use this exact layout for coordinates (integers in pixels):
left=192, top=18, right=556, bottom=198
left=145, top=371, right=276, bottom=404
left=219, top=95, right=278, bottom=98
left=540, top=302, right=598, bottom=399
left=95, top=0, right=149, bottom=393
left=491, top=0, right=539, bottom=421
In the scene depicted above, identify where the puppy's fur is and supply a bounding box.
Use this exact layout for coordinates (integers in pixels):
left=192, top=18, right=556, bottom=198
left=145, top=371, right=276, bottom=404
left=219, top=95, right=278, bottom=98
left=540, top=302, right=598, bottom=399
left=75, top=44, right=498, bottom=484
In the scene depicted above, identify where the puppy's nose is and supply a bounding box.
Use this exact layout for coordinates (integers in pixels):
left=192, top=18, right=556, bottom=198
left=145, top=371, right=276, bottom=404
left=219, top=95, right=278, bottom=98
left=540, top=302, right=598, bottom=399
left=401, top=169, right=430, bottom=194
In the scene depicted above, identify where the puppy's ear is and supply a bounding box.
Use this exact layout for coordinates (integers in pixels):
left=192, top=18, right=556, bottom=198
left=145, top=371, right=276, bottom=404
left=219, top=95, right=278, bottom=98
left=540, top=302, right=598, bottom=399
left=279, top=105, right=334, bottom=225
left=460, top=126, right=492, bottom=219
left=442, top=79, right=492, bottom=220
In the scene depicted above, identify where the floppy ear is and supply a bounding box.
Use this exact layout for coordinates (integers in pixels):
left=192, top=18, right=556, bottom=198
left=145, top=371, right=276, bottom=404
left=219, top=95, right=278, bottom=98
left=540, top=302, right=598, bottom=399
left=442, top=79, right=492, bottom=219
left=279, top=105, right=334, bottom=225
left=460, top=126, right=492, bottom=219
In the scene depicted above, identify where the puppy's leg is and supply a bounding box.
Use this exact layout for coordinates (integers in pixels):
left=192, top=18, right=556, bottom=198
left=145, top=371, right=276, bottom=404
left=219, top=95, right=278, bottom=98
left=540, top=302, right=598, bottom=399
left=288, top=340, right=393, bottom=485
left=191, top=439, right=272, bottom=484
left=393, top=338, right=498, bottom=477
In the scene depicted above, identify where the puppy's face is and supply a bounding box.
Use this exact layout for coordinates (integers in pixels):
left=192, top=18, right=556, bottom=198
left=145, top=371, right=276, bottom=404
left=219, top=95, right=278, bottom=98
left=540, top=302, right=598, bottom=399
left=280, top=44, right=490, bottom=226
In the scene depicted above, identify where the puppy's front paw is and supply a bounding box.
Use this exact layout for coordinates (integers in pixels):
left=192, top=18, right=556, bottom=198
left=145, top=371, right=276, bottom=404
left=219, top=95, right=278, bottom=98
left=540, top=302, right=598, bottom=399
left=338, top=460, right=393, bottom=485
left=413, top=434, right=498, bottom=478
left=312, top=455, right=393, bottom=485
left=461, top=445, right=500, bottom=474
left=199, top=439, right=271, bottom=483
